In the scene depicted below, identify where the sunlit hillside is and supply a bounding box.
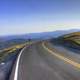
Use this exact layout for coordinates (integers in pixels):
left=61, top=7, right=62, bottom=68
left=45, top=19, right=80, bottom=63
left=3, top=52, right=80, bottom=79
left=62, top=32, right=80, bottom=45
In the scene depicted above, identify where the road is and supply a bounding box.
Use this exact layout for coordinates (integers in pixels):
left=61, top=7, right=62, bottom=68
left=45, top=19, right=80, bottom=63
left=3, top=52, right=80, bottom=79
left=10, top=41, right=80, bottom=80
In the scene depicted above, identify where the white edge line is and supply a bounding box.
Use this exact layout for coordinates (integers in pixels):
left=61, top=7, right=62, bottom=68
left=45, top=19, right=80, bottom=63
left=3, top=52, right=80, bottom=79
left=13, top=46, right=27, bottom=80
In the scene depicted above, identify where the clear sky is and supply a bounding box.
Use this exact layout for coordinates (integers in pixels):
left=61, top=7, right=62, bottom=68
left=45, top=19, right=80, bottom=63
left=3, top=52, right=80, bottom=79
left=0, top=0, right=80, bottom=36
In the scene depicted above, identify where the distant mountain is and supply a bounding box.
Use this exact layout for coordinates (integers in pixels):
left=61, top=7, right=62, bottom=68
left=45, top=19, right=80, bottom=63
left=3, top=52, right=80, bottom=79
left=0, top=29, right=80, bottom=41
left=0, top=29, right=79, bottom=50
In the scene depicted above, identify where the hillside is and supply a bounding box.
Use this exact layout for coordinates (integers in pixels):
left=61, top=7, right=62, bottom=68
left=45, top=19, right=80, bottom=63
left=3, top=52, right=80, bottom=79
left=61, top=32, right=80, bottom=44
left=56, top=32, right=80, bottom=50
left=0, top=38, right=27, bottom=50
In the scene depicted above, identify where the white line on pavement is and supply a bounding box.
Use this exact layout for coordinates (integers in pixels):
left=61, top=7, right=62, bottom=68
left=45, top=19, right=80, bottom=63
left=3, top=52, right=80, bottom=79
left=13, top=46, right=27, bottom=80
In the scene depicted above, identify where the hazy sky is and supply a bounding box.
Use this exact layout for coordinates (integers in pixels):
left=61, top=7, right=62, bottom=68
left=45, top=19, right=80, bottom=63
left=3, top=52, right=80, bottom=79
left=0, top=0, right=80, bottom=35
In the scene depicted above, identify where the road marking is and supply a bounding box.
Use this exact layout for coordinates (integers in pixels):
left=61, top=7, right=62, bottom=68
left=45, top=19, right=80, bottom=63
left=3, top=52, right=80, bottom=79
left=13, top=46, right=27, bottom=80
left=13, top=42, right=33, bottom=80
left=42, top=43, right=80, bottom=69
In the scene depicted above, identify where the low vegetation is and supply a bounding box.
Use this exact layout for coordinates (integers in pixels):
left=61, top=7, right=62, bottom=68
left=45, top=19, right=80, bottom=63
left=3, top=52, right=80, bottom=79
left=0, top=38, right=27, bottom=50
left=51, top=32, right=80, bottom=50
left=62, top=32, right=80, bottom=45
left=0, top=38, right=27, bottom=63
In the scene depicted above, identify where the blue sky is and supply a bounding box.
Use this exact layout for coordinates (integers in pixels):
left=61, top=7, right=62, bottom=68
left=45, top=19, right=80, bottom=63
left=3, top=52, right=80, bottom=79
left=0, top=0, right=80, bottom=35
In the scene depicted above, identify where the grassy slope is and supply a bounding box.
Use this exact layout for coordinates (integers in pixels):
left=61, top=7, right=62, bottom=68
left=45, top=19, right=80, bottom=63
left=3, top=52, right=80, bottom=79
left=50, top=31, right=80, bottom=53
left=0, top=38, right=27, bottom=50
left=54, top=32, right=80, bottom=50
left=0, top=38, right=27, bottom=63
left=62, top=32, right=80, bottom=45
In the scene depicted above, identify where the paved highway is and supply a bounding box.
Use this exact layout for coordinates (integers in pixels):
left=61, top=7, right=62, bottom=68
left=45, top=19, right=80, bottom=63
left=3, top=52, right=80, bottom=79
left=10, top=41, right=80, bottom=80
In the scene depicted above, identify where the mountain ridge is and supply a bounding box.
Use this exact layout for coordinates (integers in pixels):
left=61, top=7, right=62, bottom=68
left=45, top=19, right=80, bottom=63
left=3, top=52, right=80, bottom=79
left=0, top=29, right=80, bottom=41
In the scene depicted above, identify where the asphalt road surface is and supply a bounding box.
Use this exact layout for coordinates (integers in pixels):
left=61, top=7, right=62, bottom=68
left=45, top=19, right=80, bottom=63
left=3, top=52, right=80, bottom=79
left=10, top=41, right=80, bottom=80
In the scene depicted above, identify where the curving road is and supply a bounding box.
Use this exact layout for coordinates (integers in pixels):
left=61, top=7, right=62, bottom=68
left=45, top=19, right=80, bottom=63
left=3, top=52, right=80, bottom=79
left=10, top=41, right=80, bottom=80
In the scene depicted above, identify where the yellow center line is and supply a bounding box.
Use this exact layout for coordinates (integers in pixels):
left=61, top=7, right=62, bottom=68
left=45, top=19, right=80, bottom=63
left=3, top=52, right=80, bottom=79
left=42, top=42, right=80, bottom=69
